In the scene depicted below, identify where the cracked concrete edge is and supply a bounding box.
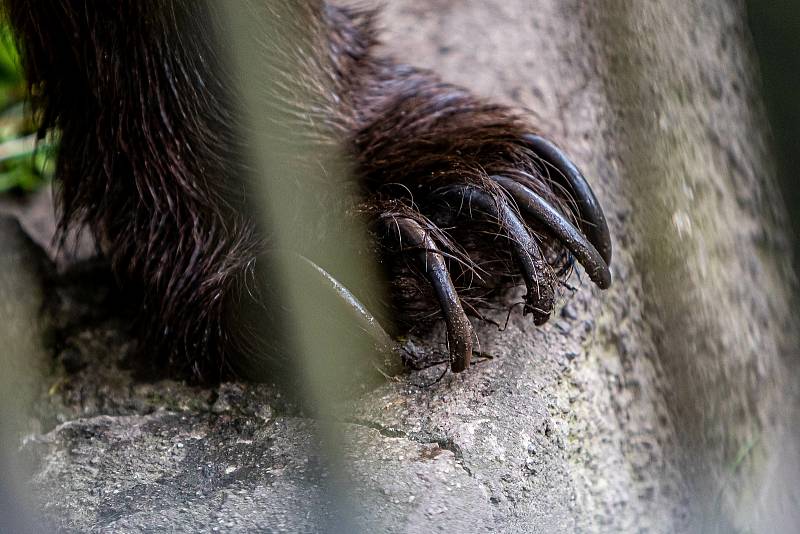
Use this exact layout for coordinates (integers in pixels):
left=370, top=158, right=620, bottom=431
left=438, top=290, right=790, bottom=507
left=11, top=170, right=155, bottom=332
left=24, top=409, right=493, bottom=533
left=344, top=417, right=473, bottom=476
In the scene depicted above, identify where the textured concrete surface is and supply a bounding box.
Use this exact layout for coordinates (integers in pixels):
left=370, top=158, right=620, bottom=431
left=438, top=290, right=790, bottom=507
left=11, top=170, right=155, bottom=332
left=2, top=0, right=798, bottom=532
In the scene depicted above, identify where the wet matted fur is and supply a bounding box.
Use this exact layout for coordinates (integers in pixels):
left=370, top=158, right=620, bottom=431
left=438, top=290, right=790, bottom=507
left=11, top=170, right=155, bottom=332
left=5, top=0, right=611, bottom=379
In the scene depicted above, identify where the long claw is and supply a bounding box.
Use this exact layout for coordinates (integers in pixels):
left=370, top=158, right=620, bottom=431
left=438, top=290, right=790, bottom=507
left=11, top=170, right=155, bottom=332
left=522, top=134, right=612, bottom=264
left=445, top=186, right=555, bottom=326
left=388, top=217, right=474, bottom=372
left=493, top=175, right=612, bottom=289
left=296, top=255, right=404, bottom=375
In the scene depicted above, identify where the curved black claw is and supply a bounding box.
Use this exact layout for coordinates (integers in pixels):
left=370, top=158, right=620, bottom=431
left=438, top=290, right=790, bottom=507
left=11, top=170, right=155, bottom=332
left=492, top=175, right=611, bottom=289
left=293, top=255, right=406, bottom=376
left=522, top=134, right=612, bottom=265
left=387, top=217, right=474, bottom=372
left=443, top=185, right=555, bottom=325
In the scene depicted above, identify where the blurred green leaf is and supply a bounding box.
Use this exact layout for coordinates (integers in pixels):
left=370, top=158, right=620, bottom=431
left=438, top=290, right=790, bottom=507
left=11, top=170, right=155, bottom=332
left=0, top=20, right=54, bottom=194
left=0, top=24, right=22, bottom=86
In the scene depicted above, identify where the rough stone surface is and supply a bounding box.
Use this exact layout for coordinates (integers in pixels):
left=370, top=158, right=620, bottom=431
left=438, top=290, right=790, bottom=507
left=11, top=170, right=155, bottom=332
left=2, top=0, right=798, bottom=533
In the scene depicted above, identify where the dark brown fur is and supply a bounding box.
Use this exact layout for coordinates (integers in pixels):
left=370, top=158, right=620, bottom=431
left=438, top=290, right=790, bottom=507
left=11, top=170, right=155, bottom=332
left=6, top=0, right=592, bottom=379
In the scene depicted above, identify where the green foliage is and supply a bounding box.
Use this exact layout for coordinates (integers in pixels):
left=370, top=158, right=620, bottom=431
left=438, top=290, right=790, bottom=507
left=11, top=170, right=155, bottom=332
left=0, top=23, right=54, bottom=194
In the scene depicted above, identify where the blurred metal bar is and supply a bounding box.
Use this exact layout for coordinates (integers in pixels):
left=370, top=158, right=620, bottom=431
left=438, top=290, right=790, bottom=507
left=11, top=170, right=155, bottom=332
left=213, top=2, right=393, bottom=531
left=0, top=218, right=50, bottom=532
